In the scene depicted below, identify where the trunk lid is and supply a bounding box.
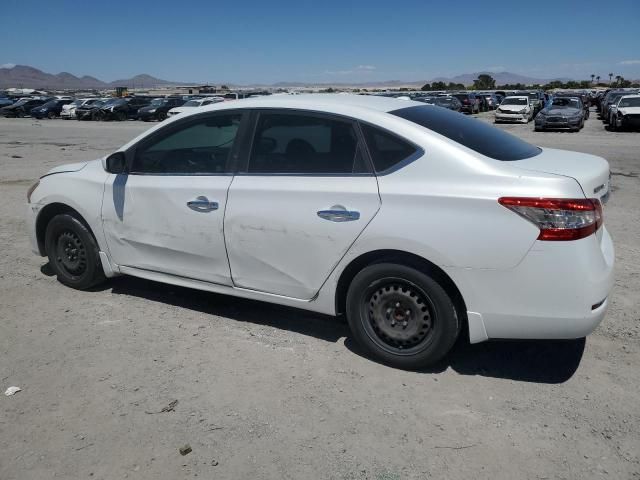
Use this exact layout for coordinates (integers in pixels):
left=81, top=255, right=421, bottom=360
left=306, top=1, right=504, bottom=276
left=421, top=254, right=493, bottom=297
left=510, top=148, right=611, bottom=203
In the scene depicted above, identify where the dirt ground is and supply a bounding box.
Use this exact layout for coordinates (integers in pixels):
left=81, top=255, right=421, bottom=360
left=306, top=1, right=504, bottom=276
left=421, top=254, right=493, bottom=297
left=1, top=112, right=639, bottom=480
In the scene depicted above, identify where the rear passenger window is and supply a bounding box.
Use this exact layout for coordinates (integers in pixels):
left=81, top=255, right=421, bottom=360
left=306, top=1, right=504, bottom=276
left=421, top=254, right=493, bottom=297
left=361, top=124, right=417, bottom=172
left=132, top=114, right=241, bottom=174
left=248, top=113, right=367, bottom=174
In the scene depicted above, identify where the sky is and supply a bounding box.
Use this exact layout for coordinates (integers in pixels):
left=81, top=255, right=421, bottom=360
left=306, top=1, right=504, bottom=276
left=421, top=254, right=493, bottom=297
left=1, top=0, right=639, bottom=85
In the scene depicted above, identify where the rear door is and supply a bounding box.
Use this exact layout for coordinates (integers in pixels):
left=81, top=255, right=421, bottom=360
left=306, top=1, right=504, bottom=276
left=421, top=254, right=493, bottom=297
left=224, top=110, right=380, bottom=299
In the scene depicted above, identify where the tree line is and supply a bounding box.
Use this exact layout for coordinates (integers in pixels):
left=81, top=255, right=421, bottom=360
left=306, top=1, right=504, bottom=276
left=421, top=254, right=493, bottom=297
left=420, top=74, right=639, bottom=91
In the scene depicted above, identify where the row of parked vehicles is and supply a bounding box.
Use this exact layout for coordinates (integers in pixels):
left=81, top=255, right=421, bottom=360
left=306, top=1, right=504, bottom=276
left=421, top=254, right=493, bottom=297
left=593, top=88, right=640, bottom=131
left=0, top=92, right=259, bottom=121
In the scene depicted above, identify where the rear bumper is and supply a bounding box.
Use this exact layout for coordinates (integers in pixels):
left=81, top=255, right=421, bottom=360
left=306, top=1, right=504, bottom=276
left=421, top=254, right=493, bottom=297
left=449, top=227, right=615, bottom=342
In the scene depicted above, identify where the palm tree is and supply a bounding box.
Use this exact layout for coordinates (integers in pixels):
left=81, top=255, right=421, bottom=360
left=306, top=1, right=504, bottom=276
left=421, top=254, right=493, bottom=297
left=615, top=75, right=622, bottom=86
left=608, top=73, right=613, bottom=84
left=596, top=75, right=601, bottom=85
left=591, top=74, right=595, bottom=84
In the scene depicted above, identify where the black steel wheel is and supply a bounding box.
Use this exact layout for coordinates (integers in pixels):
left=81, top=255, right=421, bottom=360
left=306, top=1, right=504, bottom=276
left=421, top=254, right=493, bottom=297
left=45, top=213, right=106, bottom=290
left=363, top=278, right=435, bottom=354
left=346, top=263, right=460, bottom=369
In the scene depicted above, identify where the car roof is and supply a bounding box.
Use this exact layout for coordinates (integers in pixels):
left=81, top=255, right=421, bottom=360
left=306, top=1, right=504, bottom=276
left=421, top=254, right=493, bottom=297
left=504, top=96, right=529, bottom=99
left=190, top=94, right=423, bottom=116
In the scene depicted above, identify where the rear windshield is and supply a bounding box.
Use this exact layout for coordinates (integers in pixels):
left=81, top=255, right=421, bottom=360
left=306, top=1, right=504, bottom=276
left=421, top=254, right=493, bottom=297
left=391, top=105, right=541, bottom=161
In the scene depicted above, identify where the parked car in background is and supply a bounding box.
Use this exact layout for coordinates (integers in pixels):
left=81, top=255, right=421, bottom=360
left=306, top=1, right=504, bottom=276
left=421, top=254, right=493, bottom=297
left=0, top=96, right=15, bottom=108
left=599, top=90, right=637, bottom=123
left=524, top=91, right=544, bottom=115
left=167, top=96, right=224, bottom=117
left=76, top=99, right=108, bottom=120
left=415, top=96, right=462, bottom=111
left=609, top=94, right=640, bottom=131
left=94, top=97, right=152, bottom=121
left=61, top=98, right=103, bottom=119
left=478, top=93, right=500, bottom=110
left=535, top=97, right=585, bottom=132
left=137, top=97, right=186, bottom=121
left=554, top=91, right=591, bottom=119
left=0, top=97, right=50, bottom=117
left=30, top=99, right=74, bottom=119
left=452, top=93, right=479, bottom=114
left=602, top=90, right=639, bottom=124
left=495, top=96, right=533, bottom=123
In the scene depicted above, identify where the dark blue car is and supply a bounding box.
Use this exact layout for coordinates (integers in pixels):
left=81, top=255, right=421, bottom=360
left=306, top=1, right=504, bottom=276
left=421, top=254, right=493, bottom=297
left=30, top=99, right=74, bottom=119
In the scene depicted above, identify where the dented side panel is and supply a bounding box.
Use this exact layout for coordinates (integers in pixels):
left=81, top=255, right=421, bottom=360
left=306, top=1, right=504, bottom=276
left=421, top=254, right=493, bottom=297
left=224, top=175, right=380, bottom=300
left=101, top=174, right=234, bottom=285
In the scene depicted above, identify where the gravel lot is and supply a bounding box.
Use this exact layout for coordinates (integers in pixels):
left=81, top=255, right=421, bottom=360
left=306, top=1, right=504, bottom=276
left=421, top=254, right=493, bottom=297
left=1, top=112, right=639, bottom=480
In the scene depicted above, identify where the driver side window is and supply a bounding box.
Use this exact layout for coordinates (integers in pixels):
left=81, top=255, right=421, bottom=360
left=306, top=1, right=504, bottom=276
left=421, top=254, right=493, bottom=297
left=131, top=113, right=242, bottom=175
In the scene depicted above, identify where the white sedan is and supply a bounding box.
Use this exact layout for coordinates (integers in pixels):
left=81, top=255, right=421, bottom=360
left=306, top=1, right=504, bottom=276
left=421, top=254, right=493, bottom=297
left=167, top=96, right=224, bottom=117
left=495, top=96, right=533, bottom=123
left=26, top=94, right=614, bottom=368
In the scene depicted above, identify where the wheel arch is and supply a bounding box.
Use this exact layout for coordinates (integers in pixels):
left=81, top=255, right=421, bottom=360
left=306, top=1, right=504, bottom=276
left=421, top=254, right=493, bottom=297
left=334, top=249, right=468, bottom=331
left=35, top=203, right=95, bottom=256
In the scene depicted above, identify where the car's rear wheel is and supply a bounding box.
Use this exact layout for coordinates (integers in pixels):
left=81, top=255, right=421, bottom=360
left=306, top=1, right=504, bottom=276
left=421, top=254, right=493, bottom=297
left=157, top=111, right=167, bottom=121
left=47, top=111, right=56, bottom=119
left=346, top=263, right=459, bottom=369
left=45, top=214, right=106, bottom=290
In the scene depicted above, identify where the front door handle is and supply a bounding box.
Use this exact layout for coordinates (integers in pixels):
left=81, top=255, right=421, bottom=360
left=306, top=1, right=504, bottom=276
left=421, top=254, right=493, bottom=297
left=317, top=206, right=360, bottom=222
left=187, top=196, right=219, bottom=212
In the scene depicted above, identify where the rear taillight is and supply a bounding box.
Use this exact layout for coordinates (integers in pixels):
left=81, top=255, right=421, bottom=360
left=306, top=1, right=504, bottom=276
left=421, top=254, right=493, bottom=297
left=498, top=197, right=603, bottom=241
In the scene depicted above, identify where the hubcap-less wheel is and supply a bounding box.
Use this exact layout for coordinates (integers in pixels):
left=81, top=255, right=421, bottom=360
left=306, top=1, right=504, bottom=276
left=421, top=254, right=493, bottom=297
left=363, top=279, right=435, bottom=355
left=55, top=230, right=87, bottom=278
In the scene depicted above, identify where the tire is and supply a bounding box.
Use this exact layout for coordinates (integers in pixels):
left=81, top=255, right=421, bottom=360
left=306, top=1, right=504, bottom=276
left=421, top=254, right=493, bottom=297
left=157, top=111, right=167, bottom=121
left=44, top=213, right=106, bottom=290
left=47, top=111, right=56, bottom=119
left=346, top=263, right=460, bottom=369
left=116, top=111, right=127, bottom=121
left=534, top=126, right=542, bottom=132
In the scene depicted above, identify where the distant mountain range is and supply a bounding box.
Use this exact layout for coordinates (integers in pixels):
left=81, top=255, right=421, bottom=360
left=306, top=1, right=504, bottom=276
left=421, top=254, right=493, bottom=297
left=0, top=64, right=190, bottom=89
left=0, top=64, right=578, bottom=90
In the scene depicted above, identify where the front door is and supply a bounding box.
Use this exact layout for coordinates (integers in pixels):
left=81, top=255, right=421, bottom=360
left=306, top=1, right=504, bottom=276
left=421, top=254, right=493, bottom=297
left=102, top=111, right=245, bottom=285
left=224, top=110, right=381, bottom=299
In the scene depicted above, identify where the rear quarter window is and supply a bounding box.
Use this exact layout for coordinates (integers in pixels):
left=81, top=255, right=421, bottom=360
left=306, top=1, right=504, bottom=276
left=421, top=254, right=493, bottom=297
left=391, top=105, right=541, bottom=161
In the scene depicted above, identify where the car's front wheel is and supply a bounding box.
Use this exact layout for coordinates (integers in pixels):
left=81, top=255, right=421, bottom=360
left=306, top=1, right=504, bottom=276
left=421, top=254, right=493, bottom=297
left=45, top=213, right=106, bottom=290
left=346, top=263, right=460, bottom=369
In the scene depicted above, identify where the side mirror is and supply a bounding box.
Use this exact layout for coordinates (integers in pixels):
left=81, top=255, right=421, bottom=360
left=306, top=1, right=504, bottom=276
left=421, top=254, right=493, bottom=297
left=104, top=152, right=127, bottom=174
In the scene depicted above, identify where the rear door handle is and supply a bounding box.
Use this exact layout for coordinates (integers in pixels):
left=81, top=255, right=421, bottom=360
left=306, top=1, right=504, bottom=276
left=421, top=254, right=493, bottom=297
left=187, top=196, right=219, bottom=212
left=317, top=206, right=360, bottom=222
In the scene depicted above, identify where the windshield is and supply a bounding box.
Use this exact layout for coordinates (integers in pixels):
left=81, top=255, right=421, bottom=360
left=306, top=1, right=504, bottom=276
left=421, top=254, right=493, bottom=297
left=13, top=99, right=29, bottom=106
left=71, top=100, right=83, bottom=106
left=41, top=100, right=58, bottom=108
left=150, top=98, right=167, bottom=107
left=183, top=100, right=201, bottom=107
left=435, top=98, right=456, bottom=105
left=551, top=98, right=581, bottom=108
left=527, top=93, right=539, bottom=100
left=392, top=105, right=541, bottom=161
left=502, top=98, right=528, bottom=105
left=619, top=97, right=640, bottom=107
left=103, top=99, right=124, bottom=106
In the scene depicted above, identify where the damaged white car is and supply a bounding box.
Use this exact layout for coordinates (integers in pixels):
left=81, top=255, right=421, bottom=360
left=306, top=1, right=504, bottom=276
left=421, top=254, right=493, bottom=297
left=27, top=94, right=614, bottom=368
